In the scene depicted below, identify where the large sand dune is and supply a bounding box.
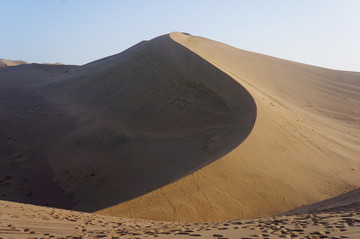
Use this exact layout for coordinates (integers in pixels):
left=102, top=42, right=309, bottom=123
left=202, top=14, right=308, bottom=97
left=0, top=34, right=255, bottom=214
left=0, top=32, right=359, bottom=223
left=96, top=32, right=360, bottom=221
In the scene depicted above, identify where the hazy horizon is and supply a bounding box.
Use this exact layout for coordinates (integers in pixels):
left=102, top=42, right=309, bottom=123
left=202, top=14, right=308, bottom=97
left=1, top=0, right=360, bottom=71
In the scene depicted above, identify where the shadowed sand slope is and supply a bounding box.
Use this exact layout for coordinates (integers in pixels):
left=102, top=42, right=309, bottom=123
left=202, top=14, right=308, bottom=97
left=97, top=32, right=360, bottom=222
left=0, top=34, right=256, bottom=212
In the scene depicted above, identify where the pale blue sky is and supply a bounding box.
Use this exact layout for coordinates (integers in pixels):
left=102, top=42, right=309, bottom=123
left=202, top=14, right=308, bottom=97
left=1, top=0, right=360, bottom=71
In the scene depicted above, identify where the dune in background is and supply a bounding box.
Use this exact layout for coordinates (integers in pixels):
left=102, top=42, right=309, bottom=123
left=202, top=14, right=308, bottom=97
left=0, top=34, right=255, bottom=214
left=96, top=32, right=360, bottom=222
left=0, top=59, right=29, bottom=68
left=0, top=59, right=63, bottom=68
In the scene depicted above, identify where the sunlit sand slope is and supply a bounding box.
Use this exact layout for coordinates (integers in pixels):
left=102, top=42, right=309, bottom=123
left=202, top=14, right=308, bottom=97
left=97, top=32, right=360, bottom=222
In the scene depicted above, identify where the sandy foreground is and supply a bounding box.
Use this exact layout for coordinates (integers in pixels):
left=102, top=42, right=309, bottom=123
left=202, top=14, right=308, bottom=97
left=1, top=196, right=359, bottom=239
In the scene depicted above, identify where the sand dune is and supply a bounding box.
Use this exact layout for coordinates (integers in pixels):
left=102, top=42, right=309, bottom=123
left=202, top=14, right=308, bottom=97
left=0, top=59, right=29, bottom=68
left=0, top=59, right=63, bottom=68
left=0, top=32, right=359, bottom=223
left=96, top=32, right=360, bottom=221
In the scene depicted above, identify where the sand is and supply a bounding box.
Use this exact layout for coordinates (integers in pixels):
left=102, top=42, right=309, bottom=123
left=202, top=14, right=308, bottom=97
left=1, top=190, right=359, bottom=238
left=1, top=32, right=359, bottom=224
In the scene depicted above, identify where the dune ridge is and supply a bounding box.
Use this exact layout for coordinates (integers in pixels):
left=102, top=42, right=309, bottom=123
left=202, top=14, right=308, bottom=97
left=96, top=32, right=360, bottom=222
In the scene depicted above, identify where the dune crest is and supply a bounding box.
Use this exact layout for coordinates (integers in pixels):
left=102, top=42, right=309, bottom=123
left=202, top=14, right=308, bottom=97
left=96, top=32, right=360, bottom=222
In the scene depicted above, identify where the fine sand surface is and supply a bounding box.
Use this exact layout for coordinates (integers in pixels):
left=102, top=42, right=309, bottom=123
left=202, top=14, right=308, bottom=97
left=1, top=32, right=359, bottom=223
left=97, top=32, right=360, bottom=221
left=0, top=191, right=359, bottom=238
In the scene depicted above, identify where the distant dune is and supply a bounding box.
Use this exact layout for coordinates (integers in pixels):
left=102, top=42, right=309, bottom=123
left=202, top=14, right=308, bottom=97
left=0, top=32, right=359, bottom=223
left=0, top=59, right=29, bottom=68
left=0, top=59, right=63, bottom=69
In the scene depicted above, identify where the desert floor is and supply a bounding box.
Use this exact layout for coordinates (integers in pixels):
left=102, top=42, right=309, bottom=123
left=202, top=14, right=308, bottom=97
left=1, top=197, right=359, bottom=239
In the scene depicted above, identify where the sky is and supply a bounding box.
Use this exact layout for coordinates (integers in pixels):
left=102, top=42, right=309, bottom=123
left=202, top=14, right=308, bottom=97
left=1, top=0, right=360, bottom=71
